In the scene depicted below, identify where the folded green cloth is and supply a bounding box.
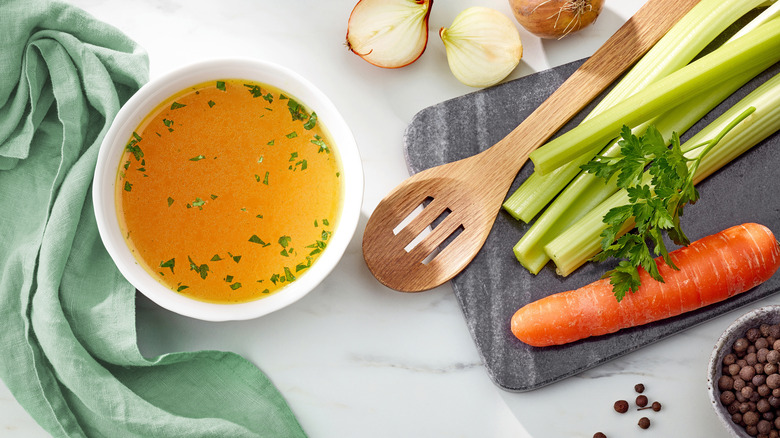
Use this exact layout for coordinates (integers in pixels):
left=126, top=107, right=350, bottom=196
left=0, top=1, right=307, bottom=436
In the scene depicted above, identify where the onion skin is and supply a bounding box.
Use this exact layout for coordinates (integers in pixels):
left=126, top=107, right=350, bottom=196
left=346, top=0, right=433, bottom=69
left=509, top=0, right=604, bottom=39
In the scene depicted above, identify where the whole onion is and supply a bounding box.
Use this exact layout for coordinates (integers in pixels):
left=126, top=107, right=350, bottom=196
left=508, top=0, right=604, bottom=39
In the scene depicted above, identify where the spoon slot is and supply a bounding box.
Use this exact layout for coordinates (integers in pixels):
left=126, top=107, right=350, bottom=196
left=392, top=196, right=449, bottom=245
left=404, top=206, right=451, bottom=253
left=392, top=196, right=433, bottom=236
left=409, top=213, right=465, bottom=265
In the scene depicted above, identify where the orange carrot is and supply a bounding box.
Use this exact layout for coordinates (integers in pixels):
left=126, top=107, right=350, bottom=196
left=511, top=223, right=780, bottom=347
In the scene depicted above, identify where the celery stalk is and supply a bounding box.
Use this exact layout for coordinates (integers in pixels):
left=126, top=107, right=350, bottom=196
left=503, top=0, right=770, bottom=223
left=529, top=17, right=780, bottom=175
left=729, top=1, right=780, bottom=41
left=512, top=65, right=766, bottom=274
left=544, top=70, right=780, bottom=277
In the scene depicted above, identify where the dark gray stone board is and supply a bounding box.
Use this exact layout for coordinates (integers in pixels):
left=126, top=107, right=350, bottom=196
left=403, top=59, right=780, bottom=392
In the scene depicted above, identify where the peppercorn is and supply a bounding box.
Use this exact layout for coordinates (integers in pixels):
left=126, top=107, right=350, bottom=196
left=721, top=391, right=736, bottom=405
left=725, top=353, right=738, bottom=366
left=742, top=365, right=757, bottom=381
left=769, top=351, right=780, bottom=365
left=749, top=328, right=763, bottom=342
left=593, top=433, right=607, bottom=438
left=614, top=400, right=629, bottom=414
left=746, top=411, right=761, bottom=426
left=768, top=374, right=780, bottom=389
left=651, top=401, right=662, bottom=412
left=760, top=419, right=773, bottom=435
left=638, top=417, right=651, bottom=429
left=719, top=375, right=735, bottom=391
left=636, top=395, right=648, bottom=408
left=758, top=338, right=771, bottom=350
left=634, top=383, right=645, bottom=393
left=735, top=338, right=751, bottom=353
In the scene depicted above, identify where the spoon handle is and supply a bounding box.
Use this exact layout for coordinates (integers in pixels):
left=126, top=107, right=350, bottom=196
left=491, top=0, right=702, bottom=173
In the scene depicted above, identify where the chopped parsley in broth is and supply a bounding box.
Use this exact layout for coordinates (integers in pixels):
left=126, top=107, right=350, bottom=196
left=115, top=79, right=342, bottom=304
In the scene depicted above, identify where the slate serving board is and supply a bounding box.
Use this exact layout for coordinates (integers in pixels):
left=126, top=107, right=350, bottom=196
left=403, top=59, right=780, bottom=392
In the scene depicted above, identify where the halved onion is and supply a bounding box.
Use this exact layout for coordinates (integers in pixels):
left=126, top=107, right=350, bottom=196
left=346, top=0, right=433, bottom=69
left=440, top=7, right=523, bottom=88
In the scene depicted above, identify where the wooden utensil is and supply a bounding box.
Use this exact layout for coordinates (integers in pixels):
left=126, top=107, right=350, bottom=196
left=362, top=0, right=701, bottom=292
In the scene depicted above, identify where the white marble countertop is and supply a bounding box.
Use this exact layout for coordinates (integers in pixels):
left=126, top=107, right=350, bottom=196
left=1, top=0, right=775, bottom=437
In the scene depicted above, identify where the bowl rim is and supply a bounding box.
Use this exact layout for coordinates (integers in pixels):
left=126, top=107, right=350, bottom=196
left=93, top=57, right=363, bottom=321
left=707, top=305, right=780, bottom=438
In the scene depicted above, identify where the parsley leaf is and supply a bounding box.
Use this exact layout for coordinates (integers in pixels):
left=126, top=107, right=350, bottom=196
left=303, top=112, right=317, bottom=130
left=581, top=109, right=754, bottom=301
left=159, top=258, right=175, bottom=274
left=287, top=99, right=309, bottom=122
left=244, top=84, right=263, bottom=98
left=187, top=256, right=210, bottom=280
left=249, top=235, right=271, bottom=247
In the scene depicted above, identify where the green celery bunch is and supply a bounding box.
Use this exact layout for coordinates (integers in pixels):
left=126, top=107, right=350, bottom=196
left=511, top=65, right=764, bottom=275
left=503, top=0, right=772, bottom=223
left=545, top=70, right=780, bottom=280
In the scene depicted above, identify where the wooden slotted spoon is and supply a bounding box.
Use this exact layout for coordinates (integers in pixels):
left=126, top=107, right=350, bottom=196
left=363, top=0, right=701, bottom=292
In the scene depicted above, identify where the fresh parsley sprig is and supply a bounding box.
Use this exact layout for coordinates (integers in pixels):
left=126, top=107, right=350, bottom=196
left=581, top=107, right=755, bottom=301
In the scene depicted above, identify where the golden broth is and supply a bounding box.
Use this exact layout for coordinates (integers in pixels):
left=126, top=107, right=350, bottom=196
left=115, top=79, right=342, bottom=303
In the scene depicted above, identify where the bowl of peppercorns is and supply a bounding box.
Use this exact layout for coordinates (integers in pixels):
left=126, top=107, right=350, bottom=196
left=708, top=306, right=780, bottom=438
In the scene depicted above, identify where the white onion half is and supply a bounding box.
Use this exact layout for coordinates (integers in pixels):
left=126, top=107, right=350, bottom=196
left=440, top=7, right=523, bottom=88
left=346, top=0, right=433, bottom=69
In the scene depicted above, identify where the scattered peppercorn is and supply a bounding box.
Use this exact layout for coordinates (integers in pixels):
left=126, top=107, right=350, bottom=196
left=635, top=383, right=645, bottom=393
left=593, top=433, right=607, bottom=438
left=636, top=395, right=649, bottom=408
left=614, top=400, right=629, bottom=414
left=651, top=401, right=662, bottom=412
left=638, top=417, right=651, bottom=429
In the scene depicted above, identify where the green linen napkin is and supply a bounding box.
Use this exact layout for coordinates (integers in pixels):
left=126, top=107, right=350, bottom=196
left=0, top=1, right=307, bottom=436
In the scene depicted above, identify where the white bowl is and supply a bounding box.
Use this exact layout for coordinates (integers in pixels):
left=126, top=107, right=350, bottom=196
left=93, top=58, right=363, bottom=321
left=707, top=306, right=780, bottom=437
